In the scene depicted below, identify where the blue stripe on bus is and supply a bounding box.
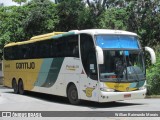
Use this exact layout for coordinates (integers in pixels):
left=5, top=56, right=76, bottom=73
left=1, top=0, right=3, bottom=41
left=34, top=59, right=53, bottom=86
left=34, top=58, right=64, bottom=88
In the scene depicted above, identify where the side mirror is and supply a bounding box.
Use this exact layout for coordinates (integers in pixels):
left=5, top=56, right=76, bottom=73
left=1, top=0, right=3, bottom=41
left=145, top=47, right=156, bottom=64
left=96, top=46, right=104, bottom=64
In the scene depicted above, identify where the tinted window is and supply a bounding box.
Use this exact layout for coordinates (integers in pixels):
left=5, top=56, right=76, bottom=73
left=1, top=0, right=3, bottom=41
left=4, top=35, right=79, bottom=60
left=80, top=34, right=98, bottom=80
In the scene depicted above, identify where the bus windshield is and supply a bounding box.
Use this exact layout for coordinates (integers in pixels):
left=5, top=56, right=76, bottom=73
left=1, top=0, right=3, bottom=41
left=96, top=35, right=145, bottom=82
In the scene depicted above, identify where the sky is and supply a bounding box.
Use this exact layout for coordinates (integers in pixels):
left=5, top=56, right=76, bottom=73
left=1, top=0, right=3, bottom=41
left=0, top=0, right=19, bottom=6
left=0, top=0, right=55, bottom=6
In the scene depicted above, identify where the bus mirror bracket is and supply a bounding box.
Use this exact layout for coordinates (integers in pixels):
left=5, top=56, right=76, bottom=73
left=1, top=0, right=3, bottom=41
left=96, top=46, right=104, bottom=64
left=145, top=46, right=156, bottom=64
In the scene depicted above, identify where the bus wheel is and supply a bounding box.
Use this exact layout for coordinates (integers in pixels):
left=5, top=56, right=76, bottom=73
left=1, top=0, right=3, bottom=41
left=12, top=79, right=19, bottom=94
left=67, top=84, right=80, bottom=105
left=18, top=80, right=25, bottom=95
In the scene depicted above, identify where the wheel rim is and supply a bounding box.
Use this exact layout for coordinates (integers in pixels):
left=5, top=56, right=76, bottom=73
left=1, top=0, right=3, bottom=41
left=70, top=89, right=77, bottom=101
left=68, top=85, right=80, bottom=104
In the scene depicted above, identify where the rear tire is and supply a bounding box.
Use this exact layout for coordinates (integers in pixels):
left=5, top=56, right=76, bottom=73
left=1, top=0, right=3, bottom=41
left=67, top=84, right=81, bottom=105
left=18, top=80, right=25, bottom=95
left=12, top=79, right=19, bottom=94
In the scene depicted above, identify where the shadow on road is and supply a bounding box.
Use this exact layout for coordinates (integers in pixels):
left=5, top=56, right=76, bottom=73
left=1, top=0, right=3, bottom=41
left=3, top=89, right=144, bottom=109
left=0, top=85, right=10, bottom=89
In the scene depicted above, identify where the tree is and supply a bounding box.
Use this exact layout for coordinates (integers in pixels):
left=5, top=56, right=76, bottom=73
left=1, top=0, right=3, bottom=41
left=126, top=0, right=160, bottom=47
left=85, top=0, right=127, bottom=17
left=0, top=5, right=29, bottom=56
left=86, top=0, right=107, bottom=17
left=12, top=0, right=27, bottom=5
left=147, top=47, right=160, bottom=95
left=0, top=0, right=59, bottom=46
left=55, top=0, right=64, bottom=4
left=98, top=8, right=129, bottom=30
left=55, top=0, right=86, bottom=31
left=85, top=0, right=128, bottom=28
left=23, top=0, right=59, bottom=38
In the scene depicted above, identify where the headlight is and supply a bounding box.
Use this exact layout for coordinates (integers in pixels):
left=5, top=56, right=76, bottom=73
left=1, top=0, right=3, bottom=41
left=100, top=87, right=115, bottom=92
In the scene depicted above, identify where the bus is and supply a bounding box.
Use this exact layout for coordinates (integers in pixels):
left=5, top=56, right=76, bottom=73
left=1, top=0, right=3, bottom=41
left=3, top=29, right=156, bottom=104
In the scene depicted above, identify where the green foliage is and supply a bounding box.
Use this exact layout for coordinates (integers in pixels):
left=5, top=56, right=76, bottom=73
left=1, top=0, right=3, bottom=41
left=125, top=0, right=160, bottom=47
left=0, top=0, right=58, bottom=49
left=23, top=0, right=59, bottom=38
left=0, top=0, right=160, bottom=95
left=12, top=0, right=27, bottom=4
left=78, top=7, right=95, bottom=29
left=98, top=8, right=129, bottom=30
left=55, top=0, right=64, bottom=4
left=55, top=0, right=85, bottom=31
left=0, top=6, right=27, bottom=46
left=147, top=47, right=160, bottom=95
left=1, top=0, right=159, bottom=47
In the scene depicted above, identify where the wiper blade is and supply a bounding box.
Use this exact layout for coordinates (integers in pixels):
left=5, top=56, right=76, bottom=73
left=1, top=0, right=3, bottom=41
left=115, top=59, right=125, bottom=82
left=128, top=61, right=140, bottom=82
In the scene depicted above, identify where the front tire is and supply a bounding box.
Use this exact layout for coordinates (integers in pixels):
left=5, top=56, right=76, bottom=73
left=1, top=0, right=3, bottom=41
left=12, top=79, right=19, bottom=94
left=67, top=84, right=80, bottom=105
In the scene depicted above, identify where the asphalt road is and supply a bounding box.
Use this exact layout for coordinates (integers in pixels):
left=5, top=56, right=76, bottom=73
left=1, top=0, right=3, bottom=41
left=0, top=85, right=160, bottom=120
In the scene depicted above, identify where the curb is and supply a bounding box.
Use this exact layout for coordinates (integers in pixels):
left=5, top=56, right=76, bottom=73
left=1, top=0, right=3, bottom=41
left=145, top=95, right=160, bottom=98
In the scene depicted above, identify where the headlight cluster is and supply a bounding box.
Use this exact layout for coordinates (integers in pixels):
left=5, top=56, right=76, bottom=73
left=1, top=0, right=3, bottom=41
left=100, top=87, right=115, bottom=92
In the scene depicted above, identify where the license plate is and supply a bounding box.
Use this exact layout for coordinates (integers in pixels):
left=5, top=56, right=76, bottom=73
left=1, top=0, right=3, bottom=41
left=124, top=94, right=131, bottom=98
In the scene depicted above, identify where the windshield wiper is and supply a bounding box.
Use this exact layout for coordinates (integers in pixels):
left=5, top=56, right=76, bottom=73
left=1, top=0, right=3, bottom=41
left=115, top=59, right=125, bottom=82
left=128, top=60, right=140, bottom=82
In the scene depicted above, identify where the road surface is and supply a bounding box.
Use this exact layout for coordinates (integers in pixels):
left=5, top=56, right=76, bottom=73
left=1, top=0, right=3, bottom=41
left=0, top=85, right=159, bottom=120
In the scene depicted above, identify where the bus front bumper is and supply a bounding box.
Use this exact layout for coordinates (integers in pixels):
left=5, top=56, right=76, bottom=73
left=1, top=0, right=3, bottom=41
left=99, top=89, right=146, bottom=102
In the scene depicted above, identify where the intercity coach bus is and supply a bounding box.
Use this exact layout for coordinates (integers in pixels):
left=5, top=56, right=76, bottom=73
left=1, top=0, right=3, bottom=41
left=3, top=29, right=156, bottom=104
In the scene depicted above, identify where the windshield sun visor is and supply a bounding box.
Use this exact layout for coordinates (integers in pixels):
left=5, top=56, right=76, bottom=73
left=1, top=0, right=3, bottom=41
left=96, top=35, right=139, bottom=49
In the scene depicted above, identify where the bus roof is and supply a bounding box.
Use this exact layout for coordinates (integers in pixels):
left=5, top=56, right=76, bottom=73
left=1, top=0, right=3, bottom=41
left=51, top=29, right=138, bottom=39
left=4, top=32, right=64, bottom=47
left=4, top=29, right=137, bottom=48
left=75, top=29, right=138, bottom=36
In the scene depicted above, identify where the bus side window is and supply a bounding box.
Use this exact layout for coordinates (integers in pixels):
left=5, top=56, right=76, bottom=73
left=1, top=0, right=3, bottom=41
left=12, top=46, right=20, bottom=60
left=73, top=45, right=79, bottom=57
left=65, top=35, right=79, bottom=58
left=4, top=47, right=12, bottom=60
left=56, top=38, right=64, bottom=57
left=39, top=41, right=50, bottom=58
left=51, top=41, right=57, bottom=57
left=10, top=46, right=21, bottom=60
left=29, top=44, right=37, bottom=59
left=22, top=47, right=28, bottom=59
left=80, top=34, right=98, bottom=80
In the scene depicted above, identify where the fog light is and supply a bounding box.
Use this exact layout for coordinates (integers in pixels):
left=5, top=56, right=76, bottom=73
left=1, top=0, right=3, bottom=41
left=100, top=87, right=115, bottom=92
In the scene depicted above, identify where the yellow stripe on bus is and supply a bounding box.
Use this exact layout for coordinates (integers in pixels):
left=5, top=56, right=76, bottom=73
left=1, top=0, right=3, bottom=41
left=105, top=82, right=137, bottom=92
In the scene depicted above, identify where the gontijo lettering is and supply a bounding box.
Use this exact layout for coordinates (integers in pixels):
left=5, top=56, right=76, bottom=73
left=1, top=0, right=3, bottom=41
left=16, top=62, right=35, bottom=69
